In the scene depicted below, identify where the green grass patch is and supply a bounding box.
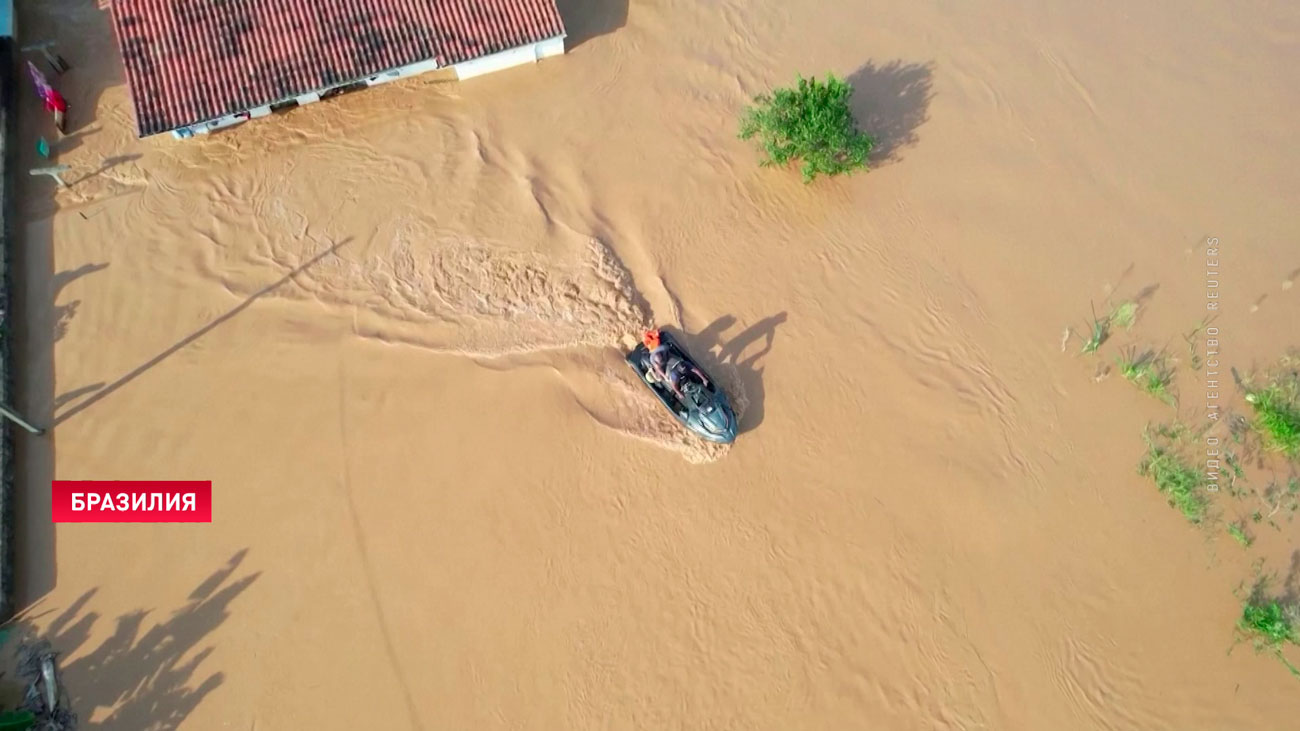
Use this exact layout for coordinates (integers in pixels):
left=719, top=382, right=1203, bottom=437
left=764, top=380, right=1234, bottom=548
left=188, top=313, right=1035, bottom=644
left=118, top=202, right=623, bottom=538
left=1245, top=386, right=1300, bottom=458
left=1116, top=348, right=1176, bottom=405
left=1079, top=306, right=1110, bottom=355
left=1227, top=522, right=1253, bottom=547
left=1109, top=301, right=1139, bottom=330
left=1137, top=424, right=1212, bottom=523
left=1234, top=575, right=1300, bottom=678
left=1240, top=355, right=1300, bottom=459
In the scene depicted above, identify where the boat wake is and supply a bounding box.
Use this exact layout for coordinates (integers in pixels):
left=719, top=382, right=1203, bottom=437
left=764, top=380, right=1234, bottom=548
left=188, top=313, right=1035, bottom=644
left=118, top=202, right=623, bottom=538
left=202, top=210, right=737, bottom=459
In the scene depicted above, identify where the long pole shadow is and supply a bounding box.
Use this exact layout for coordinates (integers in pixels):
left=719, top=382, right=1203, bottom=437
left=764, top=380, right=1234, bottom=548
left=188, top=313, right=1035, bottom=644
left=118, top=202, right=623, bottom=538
left=53, top=238, right=350, bottom=427
left=68, top=153, right=142, bottom=186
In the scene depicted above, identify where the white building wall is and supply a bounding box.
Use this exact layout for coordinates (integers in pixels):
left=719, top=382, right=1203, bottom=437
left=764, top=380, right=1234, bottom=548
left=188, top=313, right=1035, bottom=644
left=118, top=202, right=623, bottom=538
left=453, top=35, right=566, bottom=80
left=173, top=108, right=262, bottom=138
left=536, top=36, right=566, bottom=59
left=364, top=58, right=441, bottom=87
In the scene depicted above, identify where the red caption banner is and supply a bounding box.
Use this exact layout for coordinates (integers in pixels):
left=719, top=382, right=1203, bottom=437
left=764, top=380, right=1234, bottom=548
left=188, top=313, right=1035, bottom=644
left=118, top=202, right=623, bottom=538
left=51, top=481, right=212, bottom=523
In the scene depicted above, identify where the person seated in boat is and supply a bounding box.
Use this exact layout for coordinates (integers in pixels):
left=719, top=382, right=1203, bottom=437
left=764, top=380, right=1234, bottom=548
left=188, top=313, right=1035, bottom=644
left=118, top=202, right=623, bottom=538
left=643, top=330, right=708, bottom=398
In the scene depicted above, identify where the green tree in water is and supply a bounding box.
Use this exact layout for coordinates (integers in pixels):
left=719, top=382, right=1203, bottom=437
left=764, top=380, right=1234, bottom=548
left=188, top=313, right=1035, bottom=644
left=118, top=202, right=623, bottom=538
left=739, top=74, right=874, bottom=183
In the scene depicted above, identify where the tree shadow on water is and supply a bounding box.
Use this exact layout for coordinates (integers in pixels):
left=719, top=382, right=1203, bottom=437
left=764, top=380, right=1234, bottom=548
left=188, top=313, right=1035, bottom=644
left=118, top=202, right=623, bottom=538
left=846, top=60, right=935, bottom=165
left=676, top=312, right=788, bottom=434
left=3, top=549, right=260, bottom=729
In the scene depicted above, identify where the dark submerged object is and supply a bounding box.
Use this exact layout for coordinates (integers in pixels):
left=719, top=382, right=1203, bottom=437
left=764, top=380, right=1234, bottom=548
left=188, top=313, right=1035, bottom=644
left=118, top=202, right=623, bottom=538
left=5, top=638, right=77, bottom=730
left=625, top=330, right=738, bottom=444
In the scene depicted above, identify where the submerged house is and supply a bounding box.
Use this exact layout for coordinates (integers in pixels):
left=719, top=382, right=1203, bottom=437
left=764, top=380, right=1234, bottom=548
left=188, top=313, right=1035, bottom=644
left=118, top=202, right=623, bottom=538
left=108, top=0, right=567, bottom=139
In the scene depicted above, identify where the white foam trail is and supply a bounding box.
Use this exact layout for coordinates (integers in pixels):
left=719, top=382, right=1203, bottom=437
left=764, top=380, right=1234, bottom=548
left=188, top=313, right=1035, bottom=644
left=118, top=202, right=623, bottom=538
left=320, top=224, right=650, bottom=356
left=194, top=200, right=737, bottom=459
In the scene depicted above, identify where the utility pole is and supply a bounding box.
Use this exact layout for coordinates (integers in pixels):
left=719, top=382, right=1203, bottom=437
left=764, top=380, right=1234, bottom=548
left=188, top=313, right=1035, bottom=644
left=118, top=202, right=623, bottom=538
left=0, top=404, right=43, bottom=435
left=29, top=164, right=70, bottom=187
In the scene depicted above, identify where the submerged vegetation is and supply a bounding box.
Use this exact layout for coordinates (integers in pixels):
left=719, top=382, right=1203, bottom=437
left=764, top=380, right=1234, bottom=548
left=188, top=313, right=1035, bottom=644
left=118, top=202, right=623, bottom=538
left=739, top=74, right=874, bottom=182
left=1066, top=285, right=1300, bottom=681
left=1227, top=522, right=1253, bottom=547
left=1234, top=573, right=1300, bottom=678
left=1244, top=385, right=1300, bottom=459
left=1182, top=317, right=1215, bottom=371
left=1077, top=305, right=1110, bottom=354
left=1072, top=301, right=1138, bottom=355
left=1078, top=318, right=1107, bottom=354
left=1116, top=348, right=1176, bottom=405
left=1252, top=478, right=1300, bottom=531
left=1137, top=423, right=1211, bottom=524
left=1109, top=300, right=1139, bottom=330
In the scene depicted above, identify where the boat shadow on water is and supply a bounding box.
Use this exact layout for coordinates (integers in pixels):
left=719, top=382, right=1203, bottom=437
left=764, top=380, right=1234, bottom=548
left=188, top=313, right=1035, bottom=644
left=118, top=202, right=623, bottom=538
left=674, top=312, right=788, bottom=435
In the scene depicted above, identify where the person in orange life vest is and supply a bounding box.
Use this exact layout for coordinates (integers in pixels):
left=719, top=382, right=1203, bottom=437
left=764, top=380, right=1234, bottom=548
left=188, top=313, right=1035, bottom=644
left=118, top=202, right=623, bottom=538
left=642, top=329, right=707, bottom=399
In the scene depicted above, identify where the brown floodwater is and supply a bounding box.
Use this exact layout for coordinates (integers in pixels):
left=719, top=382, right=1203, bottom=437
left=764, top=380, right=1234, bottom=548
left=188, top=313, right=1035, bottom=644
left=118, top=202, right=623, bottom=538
left=7, top=0, right=1300, bottom=728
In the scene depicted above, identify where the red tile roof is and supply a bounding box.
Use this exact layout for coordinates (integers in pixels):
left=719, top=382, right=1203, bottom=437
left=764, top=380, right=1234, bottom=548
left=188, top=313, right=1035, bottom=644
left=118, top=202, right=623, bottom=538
left=109, top=0, right=566, bottom=137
